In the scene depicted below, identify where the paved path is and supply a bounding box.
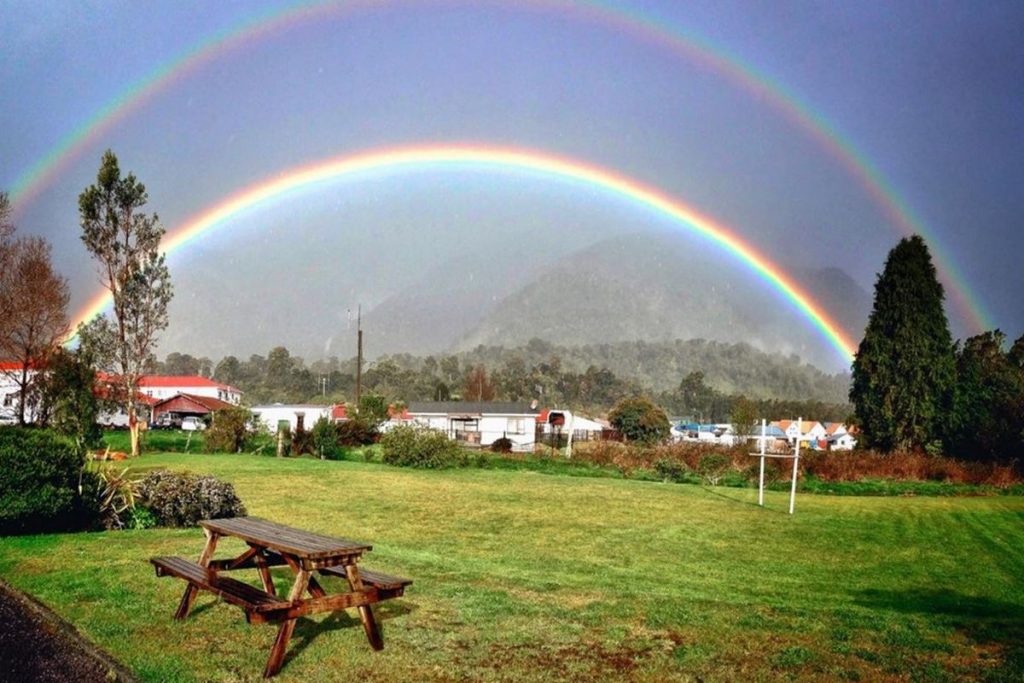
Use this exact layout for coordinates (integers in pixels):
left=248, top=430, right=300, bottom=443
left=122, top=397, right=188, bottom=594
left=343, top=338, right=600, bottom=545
left=0, top=579, right=135, bottom=682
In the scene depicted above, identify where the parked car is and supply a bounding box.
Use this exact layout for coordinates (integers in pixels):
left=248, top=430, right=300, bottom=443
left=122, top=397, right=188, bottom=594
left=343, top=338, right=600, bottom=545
left=181, top=416, right=206, bottom=431
left=150, top=413, right=182, bottom=430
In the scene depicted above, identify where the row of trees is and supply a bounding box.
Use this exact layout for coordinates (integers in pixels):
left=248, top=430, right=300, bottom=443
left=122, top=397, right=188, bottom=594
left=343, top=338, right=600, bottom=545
left=851, top=236, right=1023, bottom=462
left=149, top=343, right=852, bottom=421
left=1, top=152, right=174, bottom=458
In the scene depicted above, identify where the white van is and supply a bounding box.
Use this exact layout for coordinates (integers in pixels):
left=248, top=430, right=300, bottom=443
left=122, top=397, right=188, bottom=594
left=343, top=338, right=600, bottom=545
left=181, top=416, right=206, bottom=431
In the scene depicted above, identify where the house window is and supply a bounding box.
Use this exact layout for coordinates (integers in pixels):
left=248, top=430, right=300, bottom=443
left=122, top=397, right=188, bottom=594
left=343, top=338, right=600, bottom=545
left=507, top=418, right=526, bottom=435
left=2, top=393, right=12, bottom=407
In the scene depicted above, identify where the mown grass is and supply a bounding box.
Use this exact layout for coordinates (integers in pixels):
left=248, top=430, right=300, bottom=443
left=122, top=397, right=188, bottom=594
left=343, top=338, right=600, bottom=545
left=3, top=453, right=1022, bottom=682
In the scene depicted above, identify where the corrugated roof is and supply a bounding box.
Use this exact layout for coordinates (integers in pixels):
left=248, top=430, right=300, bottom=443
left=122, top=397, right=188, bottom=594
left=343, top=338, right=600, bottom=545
left=406, top=401, right=539, bottom=415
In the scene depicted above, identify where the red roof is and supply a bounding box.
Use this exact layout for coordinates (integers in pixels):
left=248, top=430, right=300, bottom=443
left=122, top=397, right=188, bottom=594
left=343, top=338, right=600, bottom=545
left=331, top=404, right=347, bottom=419
left=153, top=393, right=234, bottom=414
left=0, top=360, right=43, bottom=372
left=138, top=375, right=238, bottom=392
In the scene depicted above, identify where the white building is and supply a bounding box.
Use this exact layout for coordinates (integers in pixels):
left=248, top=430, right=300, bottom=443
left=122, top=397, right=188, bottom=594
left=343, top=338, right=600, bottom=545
left=137, top=376, right=242, bottom=405
left=395, top=401, right=541, bottom=452
left=0, top=362, right=39, bottom=424
left=774, top=419, right=828, bottom=449
left=824, top=423, right=858, bottom=450
left=251, top=404, right=337, bottom=433
left=536, top=409, right=607, bottom=442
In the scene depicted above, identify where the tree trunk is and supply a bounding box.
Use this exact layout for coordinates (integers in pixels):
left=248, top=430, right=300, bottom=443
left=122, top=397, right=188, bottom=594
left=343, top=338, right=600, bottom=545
left=17, top=365, right=27, bottom=425
left=128, top=402, right=141, bottom=457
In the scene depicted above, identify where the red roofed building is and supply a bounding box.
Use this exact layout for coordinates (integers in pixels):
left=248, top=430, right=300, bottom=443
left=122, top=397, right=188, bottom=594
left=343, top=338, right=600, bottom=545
left=137, top=375, right=242, bottom=405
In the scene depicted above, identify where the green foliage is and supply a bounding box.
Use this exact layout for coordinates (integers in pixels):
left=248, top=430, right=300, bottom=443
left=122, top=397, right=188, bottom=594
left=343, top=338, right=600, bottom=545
left=159, top=336, right=853, bottom=414
left=78, top=150, right=173, bottom=458
left=136, top=470, right=246, bottom=527
left=203, top=407, right=257, bottom=454
left=37, top=346, right=102, bottom=455
left=0, top=427, right=96, bottom=534
left=290, top=423, right=313, bottom=455
left=336, top=417, right=379, bottom=446
left=380, top=424, right=467, bottom=468
left=946, top=331, right=1024, bottom=461
left=729, top=395, right=759, bottom=439
left=654, top=458, right=691, bottom=483
left=310, top=416, right=340, bottom=459
left=851, top=236, right=956, bottom=451
left=357, top=394, right=389, bottom=424
left=91, top=464, right=139, bottom=530
left=490, top=436, right=513, bottom=453
left=698, top=453, right=731, bottom=486
left=608, top=396, right=670, bottom=444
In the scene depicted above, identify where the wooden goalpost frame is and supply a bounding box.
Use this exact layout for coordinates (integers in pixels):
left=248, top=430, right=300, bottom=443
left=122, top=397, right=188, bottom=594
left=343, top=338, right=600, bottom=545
left=750, top=418, right=802, bottom=515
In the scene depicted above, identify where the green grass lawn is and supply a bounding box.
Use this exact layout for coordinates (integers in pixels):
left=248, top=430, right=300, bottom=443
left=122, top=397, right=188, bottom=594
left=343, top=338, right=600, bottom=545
left=2, top=454, right=1022, bottom=682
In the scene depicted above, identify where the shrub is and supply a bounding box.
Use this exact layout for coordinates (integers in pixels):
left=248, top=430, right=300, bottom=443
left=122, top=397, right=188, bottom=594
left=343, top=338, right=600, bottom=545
left=291, top=423, right=313, bottom=456
left=311, top=416, right=340, bottom=459
left=137, top=470, right=246, bottom=527
left=608, top=396, right=670, bottom=444
left=337, top=417, right=378, bottom=446
left=698, top=454, right=731, bottom=486
left=654, top=458, right=690, bottom=483
left=572, top=440, right=630, bottom=467
left=491, top=437, right=513, bottom=453
left=380, top=425, right=466, bottom=468
left=204, top=407, right=258, bottom=453
left=0, top=427, right=97, bottom=534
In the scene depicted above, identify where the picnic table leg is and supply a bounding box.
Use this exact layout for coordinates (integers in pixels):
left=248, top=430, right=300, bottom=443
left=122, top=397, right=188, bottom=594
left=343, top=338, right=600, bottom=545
left=345, top=564, right=384, bottom=650
left=279, top=552, right=327, bottom=598
left=175, top=529, right=219, bottom=620
left=264, top=569, right=311, bottom=678
left=252, top=549, right=276, bottom=597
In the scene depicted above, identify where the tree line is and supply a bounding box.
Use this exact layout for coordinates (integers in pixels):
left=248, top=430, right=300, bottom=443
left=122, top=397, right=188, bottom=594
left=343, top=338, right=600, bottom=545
left=148, top=343, right=853, bottom=423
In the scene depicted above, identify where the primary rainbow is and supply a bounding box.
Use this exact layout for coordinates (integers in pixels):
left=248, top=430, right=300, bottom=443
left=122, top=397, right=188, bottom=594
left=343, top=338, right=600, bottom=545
left=6, top=0, right=991, bottom=332
left=68, top=144, right=859, bottom=363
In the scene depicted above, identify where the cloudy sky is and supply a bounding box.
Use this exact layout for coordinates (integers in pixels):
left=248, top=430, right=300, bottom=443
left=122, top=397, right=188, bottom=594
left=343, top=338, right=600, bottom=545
left=2, top=0, right=1022, bottom=364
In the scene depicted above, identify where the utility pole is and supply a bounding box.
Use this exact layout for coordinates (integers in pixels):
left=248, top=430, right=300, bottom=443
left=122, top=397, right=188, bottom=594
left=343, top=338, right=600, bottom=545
left=355, top=304, right=363, bottom=408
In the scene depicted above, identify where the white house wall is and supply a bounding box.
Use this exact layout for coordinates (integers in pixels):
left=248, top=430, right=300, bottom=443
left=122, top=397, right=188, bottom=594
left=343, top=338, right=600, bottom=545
left=251, top=405, right=332, bottom=433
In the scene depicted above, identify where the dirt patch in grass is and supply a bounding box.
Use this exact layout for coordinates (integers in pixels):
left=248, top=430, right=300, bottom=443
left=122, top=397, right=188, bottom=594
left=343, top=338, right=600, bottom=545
left=0, top=578, right=135, bottom=683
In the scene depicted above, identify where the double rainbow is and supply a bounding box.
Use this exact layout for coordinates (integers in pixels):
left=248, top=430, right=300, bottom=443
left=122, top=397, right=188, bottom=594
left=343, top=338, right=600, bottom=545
left=7, top=0, right=991, bottom=332
left=67, top=144, right=859, bottom=364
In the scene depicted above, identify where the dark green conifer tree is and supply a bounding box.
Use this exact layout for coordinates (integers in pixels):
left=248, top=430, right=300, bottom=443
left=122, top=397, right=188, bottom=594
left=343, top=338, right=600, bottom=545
left=850, top=235, right=955, bottom=451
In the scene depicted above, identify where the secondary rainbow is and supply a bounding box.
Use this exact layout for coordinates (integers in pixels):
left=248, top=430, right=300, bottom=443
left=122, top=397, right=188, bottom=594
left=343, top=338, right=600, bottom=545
left=7, top=0, right=991, bottom=332
left=68, top=144, right=859, bottom=363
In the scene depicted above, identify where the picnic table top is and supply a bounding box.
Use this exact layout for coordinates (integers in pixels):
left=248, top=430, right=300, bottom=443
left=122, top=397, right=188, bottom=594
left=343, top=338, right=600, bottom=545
left=200, top=516, right=372, bottom=561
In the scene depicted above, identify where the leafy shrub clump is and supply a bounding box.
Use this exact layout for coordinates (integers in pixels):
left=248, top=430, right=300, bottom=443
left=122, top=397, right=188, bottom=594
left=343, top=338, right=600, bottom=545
left=654, top=458, right=690, bottom=483
left=205, top=407, right=260, bottom=454
left=698, top=454, right=731, bottom=485
left=137, top=470, right=246, bottom=527
left=0, top=427, right=97, bottom=534
left=310, top=416, right=340, bottom=459
left=380, top=425, right=466, bottom=468
left=491, top=437, right=513, bottom=453
left=337, top=417, right=379, bottom=446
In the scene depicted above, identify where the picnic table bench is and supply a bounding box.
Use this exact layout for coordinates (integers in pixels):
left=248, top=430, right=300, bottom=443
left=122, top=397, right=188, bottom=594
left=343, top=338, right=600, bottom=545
left=150, top=516, right=411, bottom=678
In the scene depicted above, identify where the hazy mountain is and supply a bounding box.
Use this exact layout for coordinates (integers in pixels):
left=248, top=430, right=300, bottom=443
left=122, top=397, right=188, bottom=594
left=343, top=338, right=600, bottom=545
left=454, top=233, right=870, bottom=371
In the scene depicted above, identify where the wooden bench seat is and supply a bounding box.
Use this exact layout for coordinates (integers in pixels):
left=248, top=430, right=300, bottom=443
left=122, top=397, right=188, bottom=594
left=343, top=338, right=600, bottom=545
left=317, top=564, right=413, bottom=592
left=151, top=556, right=291, bottom=613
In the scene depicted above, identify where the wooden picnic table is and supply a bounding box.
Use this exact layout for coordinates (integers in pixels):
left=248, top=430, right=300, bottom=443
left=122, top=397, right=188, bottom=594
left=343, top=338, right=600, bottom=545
left=150, top=516, right=411, bottom=678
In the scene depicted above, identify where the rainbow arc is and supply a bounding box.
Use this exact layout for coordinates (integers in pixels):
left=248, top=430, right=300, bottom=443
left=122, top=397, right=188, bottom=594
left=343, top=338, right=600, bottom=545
left=68, top=144, right=859, bottom=364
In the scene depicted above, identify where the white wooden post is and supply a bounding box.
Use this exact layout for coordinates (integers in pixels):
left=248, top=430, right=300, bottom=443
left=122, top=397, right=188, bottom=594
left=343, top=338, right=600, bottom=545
left=565, top=411, right=575, bottom=459
left=789, top=417, right=801, bottom=515
left=758, top=418, right=766, bottom=507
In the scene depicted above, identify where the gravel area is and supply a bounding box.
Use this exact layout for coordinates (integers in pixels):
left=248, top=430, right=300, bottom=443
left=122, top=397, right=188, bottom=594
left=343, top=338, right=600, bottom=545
left=0, top=579, right=135, bottom=683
